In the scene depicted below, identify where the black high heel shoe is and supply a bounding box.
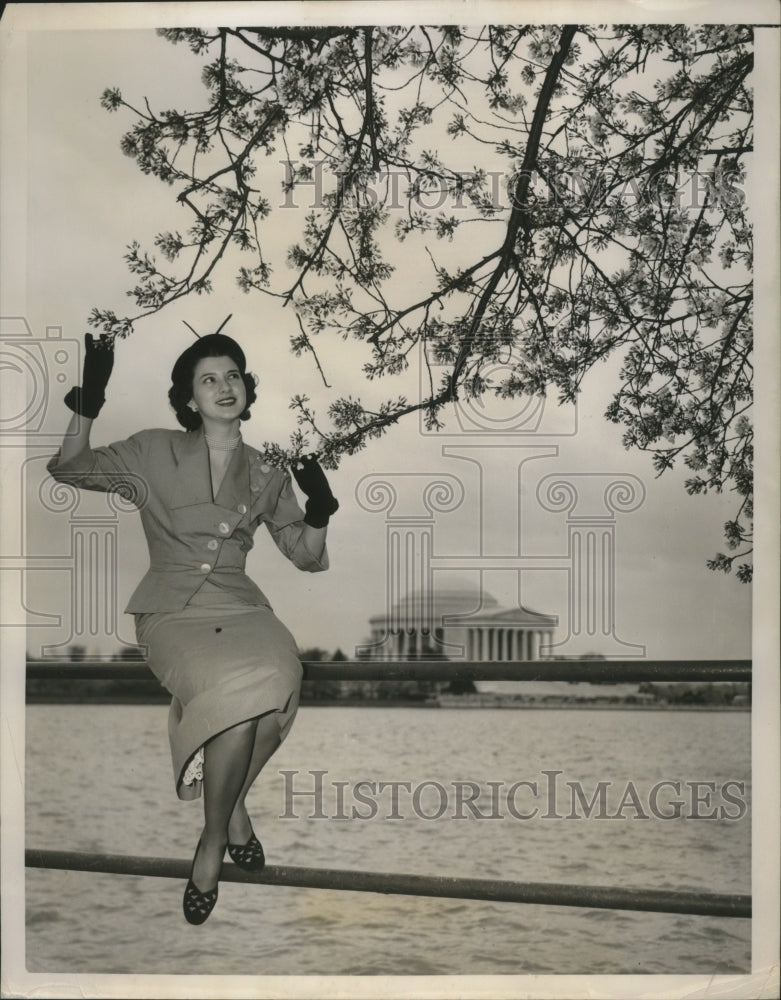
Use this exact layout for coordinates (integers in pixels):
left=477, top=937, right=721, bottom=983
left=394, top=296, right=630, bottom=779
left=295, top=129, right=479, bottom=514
left=227, top=829, right=265, bottom=872
left=183, top=839, right=222, bottom=925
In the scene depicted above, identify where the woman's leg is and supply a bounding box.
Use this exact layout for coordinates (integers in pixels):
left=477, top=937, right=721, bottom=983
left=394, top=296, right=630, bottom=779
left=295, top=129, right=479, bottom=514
left=227, top=713, right=281, bottom=845
left=191, top=718, right=258, bottom=891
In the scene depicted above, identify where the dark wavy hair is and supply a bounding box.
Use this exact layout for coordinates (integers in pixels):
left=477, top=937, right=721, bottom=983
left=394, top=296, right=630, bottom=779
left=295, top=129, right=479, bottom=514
left=168, top=333, right=258, bottom=431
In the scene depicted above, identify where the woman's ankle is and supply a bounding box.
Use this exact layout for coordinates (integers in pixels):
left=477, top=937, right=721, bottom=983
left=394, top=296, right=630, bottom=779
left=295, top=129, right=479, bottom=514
left=227, top=802, right=252, bottom=844
left=198, top=828, right=228, bottom=852
left=191, top=832, right=227, bottom=891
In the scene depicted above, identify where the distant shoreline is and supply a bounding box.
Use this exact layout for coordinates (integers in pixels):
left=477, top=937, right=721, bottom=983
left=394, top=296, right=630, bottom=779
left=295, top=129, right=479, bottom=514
left=26, top=664, right=750, bottom=711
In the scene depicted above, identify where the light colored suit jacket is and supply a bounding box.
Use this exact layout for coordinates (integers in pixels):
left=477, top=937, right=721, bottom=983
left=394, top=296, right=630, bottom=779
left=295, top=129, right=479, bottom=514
left=47, top=427, right=328, bottom=613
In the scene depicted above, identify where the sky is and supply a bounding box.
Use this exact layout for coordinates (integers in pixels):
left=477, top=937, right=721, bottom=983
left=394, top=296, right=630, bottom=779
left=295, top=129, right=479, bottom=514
left=2, top=19, right=772, bottom=663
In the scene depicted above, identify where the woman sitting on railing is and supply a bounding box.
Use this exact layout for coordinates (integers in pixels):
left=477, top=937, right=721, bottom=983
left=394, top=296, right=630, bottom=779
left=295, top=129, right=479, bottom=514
left=48, top=330, right=338, bottom=924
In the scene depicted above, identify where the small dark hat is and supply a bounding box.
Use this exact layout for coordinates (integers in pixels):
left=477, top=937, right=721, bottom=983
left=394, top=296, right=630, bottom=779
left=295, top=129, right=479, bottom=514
left=170, top=333, right=247, bottom=385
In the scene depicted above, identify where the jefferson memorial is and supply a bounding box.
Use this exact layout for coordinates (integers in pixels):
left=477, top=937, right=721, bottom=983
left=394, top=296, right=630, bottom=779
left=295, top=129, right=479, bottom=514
left=362, top=579, right=557, bottom=661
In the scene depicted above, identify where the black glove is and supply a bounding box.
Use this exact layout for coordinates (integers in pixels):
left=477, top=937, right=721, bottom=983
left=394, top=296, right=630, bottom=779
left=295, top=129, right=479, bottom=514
left=291, top=454, right=339, bottom=529
left=64, top=333, right=115, bottom=418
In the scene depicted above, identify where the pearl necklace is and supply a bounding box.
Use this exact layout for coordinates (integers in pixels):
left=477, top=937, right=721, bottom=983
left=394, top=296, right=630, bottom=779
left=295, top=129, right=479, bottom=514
left=205, top=433, right=241, bottom=451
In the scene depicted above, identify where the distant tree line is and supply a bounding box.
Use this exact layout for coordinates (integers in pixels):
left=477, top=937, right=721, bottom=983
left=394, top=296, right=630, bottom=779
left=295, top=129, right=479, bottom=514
left=638, top=681, right=749, bottom=705
left=24, top=644, right=747, bottom=707
left=298, top=646, right=474, bottom=703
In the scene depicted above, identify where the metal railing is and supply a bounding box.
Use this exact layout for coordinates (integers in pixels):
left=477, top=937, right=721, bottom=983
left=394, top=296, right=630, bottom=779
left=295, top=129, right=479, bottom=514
left=25, top=658, right=752, bottom=919
left=25, top=849, right=750, bottom=918
left=27, top=658, right=752, bottom=683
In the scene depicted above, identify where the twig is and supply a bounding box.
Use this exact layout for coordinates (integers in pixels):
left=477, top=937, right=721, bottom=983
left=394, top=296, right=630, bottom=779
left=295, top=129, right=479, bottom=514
left=295, top=313, right=332, bottom=387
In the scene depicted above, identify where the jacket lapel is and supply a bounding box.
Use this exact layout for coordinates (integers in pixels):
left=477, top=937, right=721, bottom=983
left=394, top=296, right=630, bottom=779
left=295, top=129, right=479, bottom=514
left=214, top=442, right=251, bottom=509
left=168, top=431, right=278, bottom=516
left=168, top=429, right=213, bottom=508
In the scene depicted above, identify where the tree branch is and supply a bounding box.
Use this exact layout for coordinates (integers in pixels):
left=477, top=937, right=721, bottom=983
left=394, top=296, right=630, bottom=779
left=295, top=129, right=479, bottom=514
left=448, top=25, right=578, bottom=397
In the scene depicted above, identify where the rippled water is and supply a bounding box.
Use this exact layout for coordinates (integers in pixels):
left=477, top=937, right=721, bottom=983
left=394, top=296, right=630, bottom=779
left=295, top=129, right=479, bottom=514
left=26, top=704, right=750, bottom=975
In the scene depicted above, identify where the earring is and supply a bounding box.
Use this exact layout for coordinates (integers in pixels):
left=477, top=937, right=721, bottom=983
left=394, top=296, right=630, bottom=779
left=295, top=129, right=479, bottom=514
left=189, top=403, right=198, bottom=412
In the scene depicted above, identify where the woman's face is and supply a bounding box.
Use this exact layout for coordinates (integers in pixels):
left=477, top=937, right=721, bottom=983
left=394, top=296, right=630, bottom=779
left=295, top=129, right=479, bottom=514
left=189, top=354, right=248, bottom=426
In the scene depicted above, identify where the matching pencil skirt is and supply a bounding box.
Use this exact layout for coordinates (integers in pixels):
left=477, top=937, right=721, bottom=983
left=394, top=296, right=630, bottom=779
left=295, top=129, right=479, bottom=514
left=135, top=582, right=303, bottom=800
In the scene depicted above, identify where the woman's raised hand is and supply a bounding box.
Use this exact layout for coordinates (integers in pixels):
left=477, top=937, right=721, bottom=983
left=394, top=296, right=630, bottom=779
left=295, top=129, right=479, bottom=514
left=291, top=453, right=339, bottom=528
left=64, top=333, right=115, bottom=418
